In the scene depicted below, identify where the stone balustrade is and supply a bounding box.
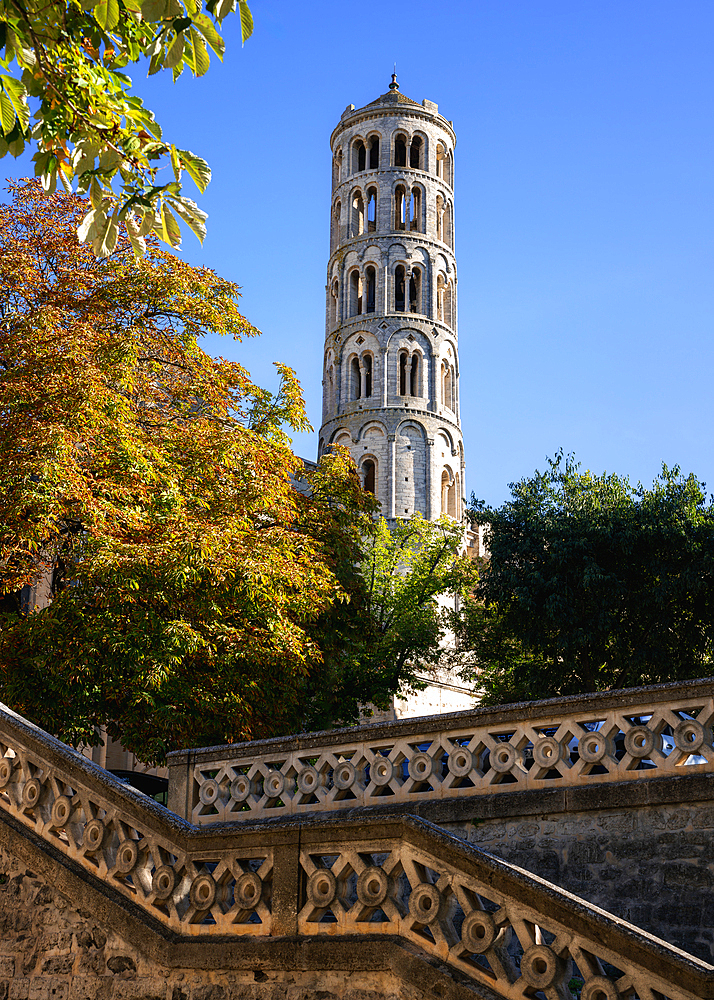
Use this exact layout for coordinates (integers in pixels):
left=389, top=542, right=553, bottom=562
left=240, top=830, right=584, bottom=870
left=167, top=677, right=714, bottom=827
left=1, top=696, right=714, bottom=999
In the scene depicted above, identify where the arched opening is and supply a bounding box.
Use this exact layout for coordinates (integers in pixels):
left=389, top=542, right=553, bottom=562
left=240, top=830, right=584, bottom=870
left=349, top=270, right=362, bottom=316
left=350, top=357, right=361, bottom=400
left=442, top=360, right=453, bottom=410
left=444, top=201, right=453, bottom=248
left=441, top=468, right=456, bottom=517
left=399, top=351, right=408, bottom=396
left=444, top=151, right=453, bottom=187
left=437, top=274, right=445, bottom=323
left=436, top=194, right=444, bottom=241
left=367, top=187, right=377, bottom=233
left=395, top=265, right=406, bottom=312
left=331, top=200, right=341, bottom=249
left=353, top=139, right=366, bottom=173
left=436, top=143, right=447, bottom=180
left=409, top=187, right=421, bottom=231
left=394, top=134, right=407, bottom=167
left=351, top=192, right=364, bottom=237
left=333, top=149, right=342, bottom=187
left=330, top=279, right=339, bottom=326
left=365, top=265, right=376, bottom=313
left=409, top=135, right=422, bottom=169
left=369, top=136, right=380, bottom=169
left=363, top=353, right=373, bottom=397
left=409, top=354, right=420, bottom=396
left=394, top=186, right=406, bottom=230
left=444, top=279, right=453, bottom=328
left=409, top=267, right=421, bottom=314
left=363, top=459, right=376, bottom=495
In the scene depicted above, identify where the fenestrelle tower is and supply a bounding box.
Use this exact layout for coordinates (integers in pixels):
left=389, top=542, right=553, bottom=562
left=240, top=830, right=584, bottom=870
left=319, top=76, right=464, bottom=521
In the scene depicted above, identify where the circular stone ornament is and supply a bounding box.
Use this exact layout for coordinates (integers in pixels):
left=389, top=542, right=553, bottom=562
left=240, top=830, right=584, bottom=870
left=489, top=743, right=520, bottom=774
left=297, top=766, right=321, bottom=795
left=532, top=736, right=563, bottom=768
left=579, top=732, right=613, bottom=763
left=115, top=839, right=139, bottom=874
left=448, top=747, right=473, bottom=777
left=370, top=757, right=394, bottom=786
left=624, top=726, right=660, bottom=758
left=230, top=775, right=251, bottom=803
left=0, top=759, right=14, bottom=789
left=581, top=977, right=620, bottom=1000
left=461, top=911, right=498, bottom=953
left=152, top=865, right=176, bottom=900
left=198, top=778, right=220, bottom=806
left=22, top=777, right=42, bottom=808
left=51, top=795, right=73, bottom=828
left=673, top=719, right=710, bottom=754
left=520, top=945, right=569, bottom=989
left=408, top=753, right=436, bottom=782
left=333, top=761, right=356, bottom=791
left=264, top=770, right=286, bottom=799
left=83, top=818, right=106, bottom=853
left=190, top=873, right=216, bottom=910
left=234, top=871, right=262, bottom=910
left=307, top=869, right=337, bottom=908
left=408, top=883, right=443, bottom=924
left=356, top=866, right=389, bottom=907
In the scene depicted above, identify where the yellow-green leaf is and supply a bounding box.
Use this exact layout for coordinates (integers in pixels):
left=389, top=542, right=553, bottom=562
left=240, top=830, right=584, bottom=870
left=0, top=90, right=17, bottom=134
left=95, top=0, right=120, bottom=31
left=177, top=148, right=210, bottom=192
left=238, top=0, right=252, bottom=43
left=186, top=28, right=209, bottom=76
left=163, top=31, right=184, bottom=68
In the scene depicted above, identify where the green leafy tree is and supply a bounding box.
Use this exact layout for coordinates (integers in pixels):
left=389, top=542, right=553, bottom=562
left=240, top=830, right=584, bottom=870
left=0, top=180, right=380, bottom=763
left=0, top=0, right=253, bottom=253
left=457, top=452, right=714, bottom=704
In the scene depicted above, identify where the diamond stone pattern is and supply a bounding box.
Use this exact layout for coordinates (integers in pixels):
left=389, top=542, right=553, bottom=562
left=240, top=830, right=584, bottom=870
left=191, top=692, right=714, bottom=825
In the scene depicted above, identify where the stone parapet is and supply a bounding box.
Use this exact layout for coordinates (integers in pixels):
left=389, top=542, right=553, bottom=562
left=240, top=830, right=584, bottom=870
left=1, top=699, right=712, bottom=998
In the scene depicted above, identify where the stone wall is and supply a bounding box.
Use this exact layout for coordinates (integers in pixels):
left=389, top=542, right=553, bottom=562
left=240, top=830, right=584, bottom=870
left=441, top=790, right=714, bottom=963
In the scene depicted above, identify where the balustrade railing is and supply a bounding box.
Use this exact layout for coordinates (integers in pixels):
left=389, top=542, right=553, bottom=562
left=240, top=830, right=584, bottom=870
left=167, top=677, right=714, bottom=826
left=0, top=699, right=712, bottom=999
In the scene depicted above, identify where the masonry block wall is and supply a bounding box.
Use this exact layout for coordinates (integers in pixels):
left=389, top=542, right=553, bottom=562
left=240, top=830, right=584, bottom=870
left=318, top=77, right=465, bottom=523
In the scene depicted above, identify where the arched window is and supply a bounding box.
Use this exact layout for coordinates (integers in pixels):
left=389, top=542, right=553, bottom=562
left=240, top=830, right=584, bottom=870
left=350, top=357, right=361, bottom=400
left=444, top=201, right=453, bottom=248
left=365, top=265, right=376, bottom=313
left=442, top=360, right=454, bottom=410
left=410, top=135, right=422, bottom=169
left=333, top=149, right=342, bottom=187
left=367, top=187, right=377, bottom=233
left=444, top=279, right=453, bottom=328
left=441, top=468, right=456, bottom=517
left=436, top=194, right=444, bottom=241
left=437, top=274, right=446, bottom=322
left=395, top=265, right=406, bottom=312
left=394, top=186, right=406, bottom=230
left=349, top=270, right=362, bottom=316
left=351, top=192, right=364, bottom=237
left=330, top=279, right=339, bottom=325
left=353, top=139, right=366, bottom=173
left=445, top=151, right=453, bottom=187
left=409, top=187, right=421, bottom=232
left=399, top=351, right=408, bottom=395
left=436, top=143, right=447, bottom=180
left=331, top=200, right=341, bottom=249
left=369, top=136, right=380, bottom=169
left=394, top=134, right=407, bottom=167
left=363, top=459, right=376, bottom=495
left=363, top=353, right=373, bottom=397
left=409, top=267, right=421, bottom=314
left=409, top=354, right=420, bottom=396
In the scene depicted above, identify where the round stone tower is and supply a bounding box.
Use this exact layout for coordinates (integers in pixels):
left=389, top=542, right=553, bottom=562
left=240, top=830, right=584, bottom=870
left=318, top=76, right=465, bottom=522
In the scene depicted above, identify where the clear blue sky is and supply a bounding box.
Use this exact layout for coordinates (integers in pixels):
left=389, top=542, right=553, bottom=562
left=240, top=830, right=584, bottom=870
left=5, top=1, right=714, bottom=505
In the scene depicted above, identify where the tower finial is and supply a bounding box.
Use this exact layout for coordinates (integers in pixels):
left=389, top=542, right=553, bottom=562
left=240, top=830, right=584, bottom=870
left=389, top=65, right=399, bottom=91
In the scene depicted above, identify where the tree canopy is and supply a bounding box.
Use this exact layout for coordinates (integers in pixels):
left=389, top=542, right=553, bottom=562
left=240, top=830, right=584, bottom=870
left=0, top=0, right=253, bottom=253
left=0, top=179, right=381, bottom=763
left=457, top=452, right=714, bottom=704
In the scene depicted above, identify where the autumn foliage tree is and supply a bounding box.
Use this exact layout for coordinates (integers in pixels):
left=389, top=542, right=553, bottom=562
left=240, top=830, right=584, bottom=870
left=0, top=179, right=378, bottom=763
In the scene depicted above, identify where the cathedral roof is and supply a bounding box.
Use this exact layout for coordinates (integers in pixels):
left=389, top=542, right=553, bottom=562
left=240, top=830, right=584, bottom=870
left=362, top=73, right=422, bottom=110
